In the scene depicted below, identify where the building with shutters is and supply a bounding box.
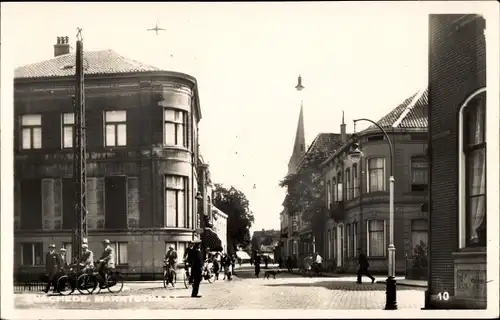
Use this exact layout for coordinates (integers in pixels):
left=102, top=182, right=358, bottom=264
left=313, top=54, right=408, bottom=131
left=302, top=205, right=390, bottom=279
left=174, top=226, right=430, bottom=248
left=320, top=90, right=429, bottom=274
left=426, top=14, right=487, bottom=309
left=14, top=36, right=204, bottom=279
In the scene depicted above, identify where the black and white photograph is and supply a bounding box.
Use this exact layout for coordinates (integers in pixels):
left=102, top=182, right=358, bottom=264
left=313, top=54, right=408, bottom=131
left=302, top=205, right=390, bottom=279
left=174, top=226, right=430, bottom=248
left=1, top=1, right=498, bottom=318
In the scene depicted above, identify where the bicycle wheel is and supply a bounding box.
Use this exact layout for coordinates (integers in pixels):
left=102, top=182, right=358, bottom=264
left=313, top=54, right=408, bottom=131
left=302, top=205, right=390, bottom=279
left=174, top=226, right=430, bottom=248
left=163, top=272, right=169, bottom=288
left=77, top=273, right=97, bottom=295
left=57, top=275, right=74, bottom=295
left=106, top=272, right=124, bottom=294
left=207, top=272, right=215, bottom=283
left=183, top=271, right=191, bottom=289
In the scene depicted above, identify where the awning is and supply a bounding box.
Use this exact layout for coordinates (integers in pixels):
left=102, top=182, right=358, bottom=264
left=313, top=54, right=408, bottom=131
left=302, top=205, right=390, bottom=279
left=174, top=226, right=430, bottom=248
left=236, top=251, right=251, bottom=260
left=200, top=228, right=223, bottom=251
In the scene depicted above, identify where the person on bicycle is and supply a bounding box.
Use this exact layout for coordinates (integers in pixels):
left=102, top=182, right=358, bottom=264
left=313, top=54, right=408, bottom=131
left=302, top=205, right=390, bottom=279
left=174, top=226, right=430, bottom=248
left=97, top=239, right=115, bottom=288
left=79, top=243, right=94, bottom=273
left=59, top=247, right=68, bottom=269
left=164, top=245, right=178, bottom=280
left=313, top=252, right=323, bottom=274
left=303, top=254, right=313, bottom=273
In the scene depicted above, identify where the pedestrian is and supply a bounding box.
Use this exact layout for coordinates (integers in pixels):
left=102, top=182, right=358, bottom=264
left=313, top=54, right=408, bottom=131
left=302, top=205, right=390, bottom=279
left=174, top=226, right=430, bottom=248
left=356, top=248, right=375, bottom=284
left=43, top=244, right=61, bottom=293
left=190, top=240, right=204, bottom=298
left=286, top=256, right=293, bottom=272
left=254, top=254, right=261, bottom=278
left=213, top=252, right=221, bottom=280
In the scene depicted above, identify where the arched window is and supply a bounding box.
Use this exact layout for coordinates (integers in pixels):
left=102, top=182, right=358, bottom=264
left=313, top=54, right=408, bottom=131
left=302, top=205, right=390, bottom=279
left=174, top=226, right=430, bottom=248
left=459, top=88, right=486, bottom=248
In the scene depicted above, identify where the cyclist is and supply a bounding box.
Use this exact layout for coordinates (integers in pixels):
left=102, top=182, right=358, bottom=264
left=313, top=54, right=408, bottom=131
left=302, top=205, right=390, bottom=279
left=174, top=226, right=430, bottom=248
left=97, top=239, right=115, bottom=288
left=164, top=245, right=178, bottom=283
left=183, top=241, right=194, bottom=283
left=79, top=243, right=94, bottom=273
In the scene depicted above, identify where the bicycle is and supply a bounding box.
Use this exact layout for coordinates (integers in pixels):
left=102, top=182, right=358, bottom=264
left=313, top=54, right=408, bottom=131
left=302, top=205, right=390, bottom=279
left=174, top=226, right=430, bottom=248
left=183, top=264, right=192, bottom=289
left=76, top=261, right=124, bottom=294
left=162, top=263, right=177, bottom=288
left=202, top=262, right=215, bottom=283
left=55, top=264, right=80, bottom=295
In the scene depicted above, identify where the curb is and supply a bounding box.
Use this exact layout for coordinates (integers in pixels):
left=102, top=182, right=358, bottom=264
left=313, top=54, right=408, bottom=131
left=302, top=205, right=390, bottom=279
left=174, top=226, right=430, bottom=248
left=376, top=280, right=427, bottom=288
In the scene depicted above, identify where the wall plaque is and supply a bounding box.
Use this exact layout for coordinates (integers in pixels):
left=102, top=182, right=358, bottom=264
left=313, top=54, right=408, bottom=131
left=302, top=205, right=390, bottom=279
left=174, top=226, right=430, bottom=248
left=455, top=269, right=487, bottom=299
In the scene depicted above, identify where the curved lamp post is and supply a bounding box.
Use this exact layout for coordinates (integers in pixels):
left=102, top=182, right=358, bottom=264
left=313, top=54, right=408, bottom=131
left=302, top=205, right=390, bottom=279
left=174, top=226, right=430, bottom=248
left=347, top=118, right=397, bottom=310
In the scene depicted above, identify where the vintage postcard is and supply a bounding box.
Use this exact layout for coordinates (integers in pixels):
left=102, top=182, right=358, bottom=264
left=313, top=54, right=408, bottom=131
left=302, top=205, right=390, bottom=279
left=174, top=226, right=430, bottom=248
left=1, top=1, right=499, bottom=319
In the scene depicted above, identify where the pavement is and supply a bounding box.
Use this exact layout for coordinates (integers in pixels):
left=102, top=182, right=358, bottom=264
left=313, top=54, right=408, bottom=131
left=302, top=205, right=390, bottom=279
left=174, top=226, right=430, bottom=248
left=14, top=265, right=426, bottom=310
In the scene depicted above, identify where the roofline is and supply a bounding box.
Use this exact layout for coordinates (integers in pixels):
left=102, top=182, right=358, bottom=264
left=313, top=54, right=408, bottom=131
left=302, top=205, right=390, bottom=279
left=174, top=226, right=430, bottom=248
left=14, top=70, right=202, bottom=120
left=392, top=87, right=427, bottom=128
left=320, top=127, right=428, bottom=168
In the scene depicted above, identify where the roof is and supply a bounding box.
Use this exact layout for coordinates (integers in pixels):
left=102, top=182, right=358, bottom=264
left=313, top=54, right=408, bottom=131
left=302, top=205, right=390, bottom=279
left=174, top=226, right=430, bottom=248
left=14, top=49, right=162, bottom=79
left=297, top=133, right=344, bottom=170
left=363, top=87, right=428, bottom=132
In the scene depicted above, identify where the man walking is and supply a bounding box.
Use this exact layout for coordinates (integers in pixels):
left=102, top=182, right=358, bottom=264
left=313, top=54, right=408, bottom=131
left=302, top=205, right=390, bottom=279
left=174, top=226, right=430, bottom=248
left=43, top=244, right=61, bottom=293
left=357, top=248, right=375, bottom=284
left=254, top=254, right=261, bottom=278
left=190, top=240, right=203, bottom=298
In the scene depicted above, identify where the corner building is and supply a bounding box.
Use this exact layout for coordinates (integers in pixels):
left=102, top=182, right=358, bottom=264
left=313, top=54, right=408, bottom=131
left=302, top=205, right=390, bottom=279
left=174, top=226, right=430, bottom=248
left=426, top=14, right=487, bottom=309
left=14, top=37, right=203, bottom=279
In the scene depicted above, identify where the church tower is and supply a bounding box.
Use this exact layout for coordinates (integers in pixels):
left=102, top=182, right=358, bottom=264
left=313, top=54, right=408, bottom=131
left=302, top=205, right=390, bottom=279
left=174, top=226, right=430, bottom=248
left=287, top=75, right=306, bottom=175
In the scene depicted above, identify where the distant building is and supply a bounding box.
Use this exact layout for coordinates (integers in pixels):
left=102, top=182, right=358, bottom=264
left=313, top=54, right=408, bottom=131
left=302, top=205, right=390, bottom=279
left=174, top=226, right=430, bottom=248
left=426, top=14, right=487, bottom=309
left=14, top=36, right=203, bottom=279
left=321, top=91, right=429, bottom=274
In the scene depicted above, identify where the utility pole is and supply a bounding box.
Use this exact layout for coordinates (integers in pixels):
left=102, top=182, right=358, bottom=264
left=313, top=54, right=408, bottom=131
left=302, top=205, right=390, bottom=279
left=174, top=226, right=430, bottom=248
left=71, top=28, right=88, bottom=262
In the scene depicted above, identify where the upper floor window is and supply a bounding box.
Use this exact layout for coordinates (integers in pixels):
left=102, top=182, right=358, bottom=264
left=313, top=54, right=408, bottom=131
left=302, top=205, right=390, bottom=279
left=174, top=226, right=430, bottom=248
left=164, top=109, right=188, bottom=147
left=104, top=110, right=127, bottom=147
left=367, top=157, right=385, bottom=193
left=411, top=157, right=428, bottom=191
left=62, top=113, right=74, bottom=149
left=352, top=164, right=359, bottom=198
left=165, top=175, right=188, bottom=228
left=336, top=171, right=343, bottom=201
left=345, top=168, right=351, bottom=201
left=21, top=114, right=42, bottom=150
left=460, top=89, right=486, bottom=247
left=332, top=178, right=337, bottom=202
left=326, top=181, right=331, bottom=206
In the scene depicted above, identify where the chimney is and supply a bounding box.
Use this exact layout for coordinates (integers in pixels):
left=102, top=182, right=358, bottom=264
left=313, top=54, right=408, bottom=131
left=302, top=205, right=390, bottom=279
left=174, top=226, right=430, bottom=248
left=54, top=36, right=71, bottom=57
left=340, top=110, right=347, bottom=143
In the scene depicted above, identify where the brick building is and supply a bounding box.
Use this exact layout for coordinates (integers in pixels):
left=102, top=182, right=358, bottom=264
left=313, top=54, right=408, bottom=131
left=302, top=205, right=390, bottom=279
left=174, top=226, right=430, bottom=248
left=321, top=90, right=429, bottom=274
left=14, top=37, right=205, bottom=279
left=426, top=14, right=487, bottom=309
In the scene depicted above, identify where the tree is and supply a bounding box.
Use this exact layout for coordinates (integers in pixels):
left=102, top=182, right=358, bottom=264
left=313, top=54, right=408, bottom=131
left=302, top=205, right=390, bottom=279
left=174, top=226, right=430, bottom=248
left=279, top=147, right=330, bottom=253
left=212, top=184, right=254, bottom=253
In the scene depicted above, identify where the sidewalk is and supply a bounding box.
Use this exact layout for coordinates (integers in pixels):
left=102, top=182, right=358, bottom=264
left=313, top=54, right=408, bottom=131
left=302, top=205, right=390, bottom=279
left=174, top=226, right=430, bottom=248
left=285, top=269, right=427, bottom=288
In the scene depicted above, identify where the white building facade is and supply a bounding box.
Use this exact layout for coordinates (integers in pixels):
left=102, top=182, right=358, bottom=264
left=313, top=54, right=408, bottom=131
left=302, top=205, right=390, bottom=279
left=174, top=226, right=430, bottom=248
left=212, top=206, right=228, bottom=254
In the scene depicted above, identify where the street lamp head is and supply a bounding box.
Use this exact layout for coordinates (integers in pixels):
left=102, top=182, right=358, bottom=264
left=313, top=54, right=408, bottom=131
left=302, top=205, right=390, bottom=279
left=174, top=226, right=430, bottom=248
left=195, top=192, right=203, bottom=201
left=348, top=142, right=364, bottom=164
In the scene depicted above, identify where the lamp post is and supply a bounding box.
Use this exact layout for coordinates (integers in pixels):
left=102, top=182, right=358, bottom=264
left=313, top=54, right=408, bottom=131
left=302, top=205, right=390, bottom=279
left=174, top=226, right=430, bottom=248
left=347, top=119, right=397, bottom=310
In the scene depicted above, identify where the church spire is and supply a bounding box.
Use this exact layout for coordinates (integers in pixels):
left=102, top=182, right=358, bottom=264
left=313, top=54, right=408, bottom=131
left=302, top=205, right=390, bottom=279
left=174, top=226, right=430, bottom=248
left=288, top=75, right=307, bottom=174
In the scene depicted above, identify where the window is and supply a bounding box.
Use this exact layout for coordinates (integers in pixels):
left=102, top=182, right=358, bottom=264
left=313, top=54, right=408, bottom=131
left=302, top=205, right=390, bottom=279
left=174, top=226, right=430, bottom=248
left=459, top=89, right=486, bottom=247
left=21, top=114, right=42, bottom=150
left=411, top=157, right=428, bottom=191
left=346, top=223, right=357, bottom=258
left=347, top=224, right=352, bottom=257
left=111, top=242, right=128, bottom=265
left=326, top=181, right=331, bottom=206
left=165, top=175, right=188, bottom=228
left=332, top=178, right=337, bottom=202
left=367, top=157, right=385, bottom=192
left=177, top=242, right=186, bottom=263
left=104, top=110, right=127, bottom=147
left=164, top=109, right=188, bottom=147
left=336, top=171, right=343, bottom=201
left=353, top=164, right=359, bottom=198
left=21, top=243, right=43, bottom=266
left=63, top=243, right=72, bottom=264
left=331, top=228, right=336, bottom=259
left=345, top=168, right=351, bottom=201
left=411, top=219, right=428, bottom=253
left=62, top=113, right=74, bottom=149
left=367, top=220, right=385, bottom=257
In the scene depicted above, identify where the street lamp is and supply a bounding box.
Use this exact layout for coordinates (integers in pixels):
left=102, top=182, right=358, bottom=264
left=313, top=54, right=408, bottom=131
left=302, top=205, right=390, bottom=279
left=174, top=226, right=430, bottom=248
left=347, top=119, right=397, bottom=310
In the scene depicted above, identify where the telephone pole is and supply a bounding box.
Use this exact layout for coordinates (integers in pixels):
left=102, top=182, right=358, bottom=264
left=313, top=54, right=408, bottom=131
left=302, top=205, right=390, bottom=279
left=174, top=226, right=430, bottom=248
left=71, top=29, right=88, bottom=262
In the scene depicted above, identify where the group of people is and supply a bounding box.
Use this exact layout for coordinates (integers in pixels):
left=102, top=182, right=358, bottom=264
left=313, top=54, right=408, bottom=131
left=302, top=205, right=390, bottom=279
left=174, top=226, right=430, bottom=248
left=206, top=252, right=236, bottom=281
left=252, top=253, right=273, bottom=277
left=43, top=239, right=115, bottom=294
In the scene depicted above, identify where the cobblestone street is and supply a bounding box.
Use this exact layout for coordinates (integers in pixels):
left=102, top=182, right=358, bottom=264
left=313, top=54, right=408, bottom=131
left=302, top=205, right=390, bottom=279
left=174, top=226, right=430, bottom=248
left=14, top=266, right=425, bottom=310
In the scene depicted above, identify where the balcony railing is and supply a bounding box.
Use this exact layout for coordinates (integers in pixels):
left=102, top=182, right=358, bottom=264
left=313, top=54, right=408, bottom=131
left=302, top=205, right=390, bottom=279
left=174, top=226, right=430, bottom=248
left=329, top=201, right=345, bottom=221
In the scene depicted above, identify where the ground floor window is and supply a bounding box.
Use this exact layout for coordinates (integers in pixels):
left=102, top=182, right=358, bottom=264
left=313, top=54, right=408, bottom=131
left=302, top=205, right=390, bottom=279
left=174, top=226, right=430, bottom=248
left=367, top=220, right=385, bottom=257
left=111, top=242, right=128, bottom=265
left=21, top=243, right=43, bottom=266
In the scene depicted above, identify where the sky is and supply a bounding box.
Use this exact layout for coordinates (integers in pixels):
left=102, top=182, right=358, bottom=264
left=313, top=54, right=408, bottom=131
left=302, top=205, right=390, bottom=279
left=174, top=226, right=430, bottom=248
left=1, top=2, right=492, bottom=233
